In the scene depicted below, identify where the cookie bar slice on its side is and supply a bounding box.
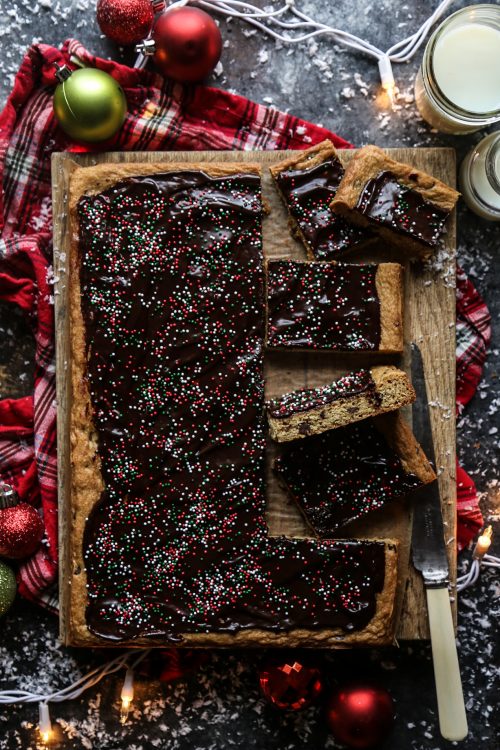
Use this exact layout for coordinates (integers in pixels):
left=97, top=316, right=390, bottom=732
left=267, top=365, right=415, bottom=442
left=330, top=145, right=459, bottom=260
left=274, top=412, right=436, bottom=537
left=265, top=259, right=404, bottom=353
left=269, top=140, right=371, bottom=261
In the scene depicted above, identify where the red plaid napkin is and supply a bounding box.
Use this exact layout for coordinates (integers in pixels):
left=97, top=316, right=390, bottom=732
left=0, top=40, right=489, bottom=608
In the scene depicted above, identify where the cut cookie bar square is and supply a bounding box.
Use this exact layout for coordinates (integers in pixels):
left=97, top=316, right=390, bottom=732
left=330, top=145, right=459, bottom=260
left=269, top=140, right=371, bottom=261
left=274, top=412, right=436, bottom=536
left=266, top=259, right=404, bottom=353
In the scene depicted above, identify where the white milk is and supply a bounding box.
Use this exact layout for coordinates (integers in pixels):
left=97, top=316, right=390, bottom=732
left=433, top=24, right=500, bottom=114
left=459, top=132, right=500, bottom=221
left=415, top=7, right=500, bottom=133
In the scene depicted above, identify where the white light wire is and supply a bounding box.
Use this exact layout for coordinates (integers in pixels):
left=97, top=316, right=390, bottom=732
left=0, top=649, right=151, bottom=705
left=456, top=554, right=500, bottom=592
left=483, top=554, right=500, bottom=568
left=138, top=0, right=457, bottom=85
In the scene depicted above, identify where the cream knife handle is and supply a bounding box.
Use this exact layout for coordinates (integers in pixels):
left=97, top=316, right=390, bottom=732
left=426, top=587, right=468, bottom=741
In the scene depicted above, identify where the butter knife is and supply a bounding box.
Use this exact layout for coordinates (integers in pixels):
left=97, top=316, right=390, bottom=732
left=410, top=343, right=468, bottom=742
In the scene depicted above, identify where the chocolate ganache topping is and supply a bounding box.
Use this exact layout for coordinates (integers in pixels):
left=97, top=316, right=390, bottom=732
left=267, top=369, right=380, bottom=419
left=356, top=170, right=450, bottom=247
left=275, top=159, right=367, bottom=260
left=77, top=170, right=386, bottom=641
left=274, top=421, right=424, bottom=536
left=266, top=260, right=381, bottom=350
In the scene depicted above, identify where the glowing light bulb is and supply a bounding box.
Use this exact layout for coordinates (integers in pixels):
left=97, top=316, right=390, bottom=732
left=39, top=702, right=52, bottom=744
left=120, top=668, right=134, bottom=724
left=473, top=525, right=493, bottom=560
left=378, top=55, right=396, bottom=105
left=386, top=85, right=396, bottom=106
left=120, top=699, right=131, bottom=724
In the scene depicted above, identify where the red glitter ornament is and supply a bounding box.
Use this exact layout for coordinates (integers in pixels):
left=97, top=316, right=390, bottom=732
left=325, top=681, right=395, bottom=749
left=97, top=0, right=154, bottom=46
left=143, top=6, right=222, bottom=82
left=259, top=656, right=323, bottom=710
left=0, top=503, right=44, bottom=559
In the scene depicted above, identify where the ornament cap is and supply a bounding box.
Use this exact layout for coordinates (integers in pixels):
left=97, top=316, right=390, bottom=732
left=54, top=63, right=73, bottom=83
left=0, top=482, right=19, bottom=510
left=135, top=38, right=156, bottom=56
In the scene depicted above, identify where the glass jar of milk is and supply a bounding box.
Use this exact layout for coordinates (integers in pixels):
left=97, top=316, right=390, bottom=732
left=415, top=5, right=500, bottom=134
left=459, top=132, right=500, bottom=220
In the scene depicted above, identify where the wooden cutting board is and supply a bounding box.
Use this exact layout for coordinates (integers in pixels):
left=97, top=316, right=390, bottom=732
left=52, top=147, right=457, bottom=642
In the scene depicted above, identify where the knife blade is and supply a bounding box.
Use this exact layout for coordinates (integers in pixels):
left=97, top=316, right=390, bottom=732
left=410, top=343, right=468, bottom=742
left=410, top=345, right=449, bottom=587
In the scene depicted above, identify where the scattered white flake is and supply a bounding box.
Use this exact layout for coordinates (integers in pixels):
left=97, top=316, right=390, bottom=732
left=29, top=195, right=52, bottom=232
left=341, top=86, right=355, bottom=99
left=380, top=660, right=397, bottom=670
left=354, top=72, right=369, bottom=95
left=45, top=265, right=59, bottom=287
left=378, top=113, right=390, bottom=129
left=428, top=399, right=453, bottom=420
left=425, top=246, right=456, bottom=287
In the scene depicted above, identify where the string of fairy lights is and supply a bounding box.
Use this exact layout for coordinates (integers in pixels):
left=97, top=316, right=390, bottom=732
left=456, top=526, right=499, bottom=591
left=152, top=0, right=458, bottom=99
left=0, top=649, right=151, bottom=743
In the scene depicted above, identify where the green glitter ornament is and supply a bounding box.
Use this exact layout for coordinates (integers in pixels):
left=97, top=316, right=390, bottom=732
left=53, top=64, right=127, bottom=143
left=0, top=560, right=16, bottom=618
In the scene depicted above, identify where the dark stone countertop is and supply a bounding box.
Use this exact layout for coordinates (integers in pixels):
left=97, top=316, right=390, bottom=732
left=0, top=1, right=498, bottom=749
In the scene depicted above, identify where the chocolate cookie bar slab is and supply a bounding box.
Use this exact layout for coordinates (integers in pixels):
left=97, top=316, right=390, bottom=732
left=274, top=412, right=436, bottom=536
left=265, top=260, right=403, bottom=353
left=269, top=140, right=370, bottom=261
left=267, top=366, right=415, bottom=442
left=67, top=161, right=400, bottom=648
left=330, top=145, right=459, bottom=260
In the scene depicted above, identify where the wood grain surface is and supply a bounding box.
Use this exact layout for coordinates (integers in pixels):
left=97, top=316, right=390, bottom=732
left=52, top=147, right=456, bottom=645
